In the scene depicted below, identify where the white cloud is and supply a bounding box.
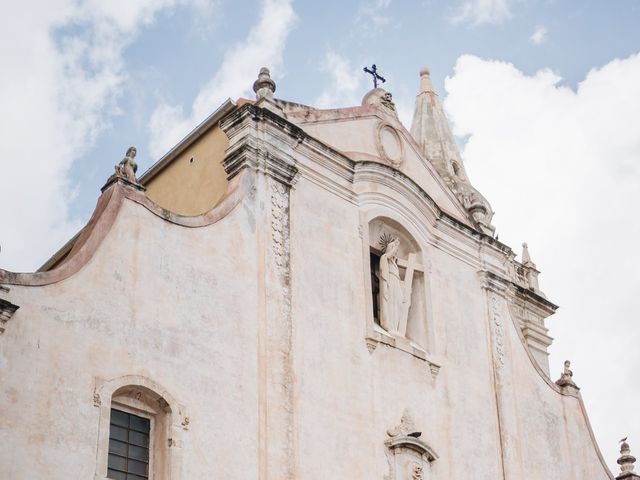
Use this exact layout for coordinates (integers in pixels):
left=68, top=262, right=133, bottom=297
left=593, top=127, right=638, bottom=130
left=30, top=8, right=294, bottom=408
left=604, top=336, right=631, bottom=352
left=355, top=0, right=393, bottom=34
left=148, top=0, right=298, bottom=158
left=450, top=0, right=512, bottom=25
left=529, top=25, right=547, bottom=44
left=444, top=52, right=640, bottom=471
left=0, top=0, right=214, bottom=271
left=314, top=52, right=367, bottom=109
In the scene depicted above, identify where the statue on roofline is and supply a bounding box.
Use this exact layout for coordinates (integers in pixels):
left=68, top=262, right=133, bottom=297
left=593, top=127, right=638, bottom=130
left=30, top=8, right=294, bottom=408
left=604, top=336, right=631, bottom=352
left=115, top=146, right=139, bottom=184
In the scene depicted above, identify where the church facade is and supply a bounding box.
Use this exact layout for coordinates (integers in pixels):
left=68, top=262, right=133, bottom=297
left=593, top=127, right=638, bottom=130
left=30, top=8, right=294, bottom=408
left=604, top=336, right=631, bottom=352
left=0, top=67, right=634, bottom=479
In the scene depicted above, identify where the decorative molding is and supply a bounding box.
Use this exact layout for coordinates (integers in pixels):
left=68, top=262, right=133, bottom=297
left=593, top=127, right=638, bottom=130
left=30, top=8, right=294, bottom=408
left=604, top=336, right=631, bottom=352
left=0, top=298, right=19, bottom=335
left=93, top=375, right=186, bottom=480
left=387, top=409, right=416, bottom=438
left=365, top=339, right=377, bottom=353
left=181, top=417, right=190, bottom=431
left=384, top=410, right=438, bottom=480
left=0, top=170, right=252, bottom=287
left=269, top=178, right=295, bottom=479
left=385, top=436, right=439, bottom=462
left=223, top=141, right=299, bottom=187
left=376, top=121, right=405, bottom=168
left=480, top=269, right=557, bottom=374
left=490, top=295, right=506, bottom=369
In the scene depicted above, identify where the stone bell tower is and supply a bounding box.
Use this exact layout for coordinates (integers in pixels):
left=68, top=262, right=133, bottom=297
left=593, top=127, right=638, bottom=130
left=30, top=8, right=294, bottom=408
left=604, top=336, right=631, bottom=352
left=410, top=68, right=495, bottom=235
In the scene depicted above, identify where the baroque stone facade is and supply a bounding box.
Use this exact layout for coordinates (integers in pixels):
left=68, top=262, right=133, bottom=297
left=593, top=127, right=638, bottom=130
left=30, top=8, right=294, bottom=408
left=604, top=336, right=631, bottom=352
left=0, top=67, right=620, bottom=479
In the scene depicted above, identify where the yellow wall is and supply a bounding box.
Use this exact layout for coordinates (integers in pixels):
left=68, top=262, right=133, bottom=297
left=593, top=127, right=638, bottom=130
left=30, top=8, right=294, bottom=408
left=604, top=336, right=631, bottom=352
left=144, top=125, right=230, bottom=216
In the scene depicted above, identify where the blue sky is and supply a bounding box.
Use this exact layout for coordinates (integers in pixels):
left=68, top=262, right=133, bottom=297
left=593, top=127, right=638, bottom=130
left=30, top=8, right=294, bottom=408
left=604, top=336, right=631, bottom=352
left=2, top=0, right=640, bottom=472
left=23, top=0, right=640, bottom=227
left=59, top=0, right=640, bottom=224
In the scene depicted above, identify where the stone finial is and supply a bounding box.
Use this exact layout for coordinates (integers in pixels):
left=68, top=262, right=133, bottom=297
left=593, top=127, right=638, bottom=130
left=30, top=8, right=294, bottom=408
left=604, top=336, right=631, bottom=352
left=253, top=67, right=276, bottom=101
left=518, top=241, right=543, bottom=293
left=115, top=146, right=139, bottom=184
left=419, top=67, right=435, bottom=94
left=555, top=360, right=579, bottom=389
left=522, top=242, right=531, bottom=264
left=521, top=242, right=537, bottom=268
left=617, top=438, right=640, bottom=479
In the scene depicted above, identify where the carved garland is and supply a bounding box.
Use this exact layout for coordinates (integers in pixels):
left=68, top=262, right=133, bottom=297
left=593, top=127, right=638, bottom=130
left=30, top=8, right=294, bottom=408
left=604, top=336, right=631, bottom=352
left=269, top=180, right=295, bottom=479
left=491, top=295, right=506, bottom=370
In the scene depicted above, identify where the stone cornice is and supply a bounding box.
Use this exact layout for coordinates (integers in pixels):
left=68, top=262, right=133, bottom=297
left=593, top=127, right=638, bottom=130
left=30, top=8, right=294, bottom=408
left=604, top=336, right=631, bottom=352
left=0, top=170, right=252, bottom=286
left=223, top=140, right=299, bottom=187
left=511, top=282, right=559, bottom=312
left=477, top=270, right=559, bottom=311
left=221, top=105, right=303, bottom=186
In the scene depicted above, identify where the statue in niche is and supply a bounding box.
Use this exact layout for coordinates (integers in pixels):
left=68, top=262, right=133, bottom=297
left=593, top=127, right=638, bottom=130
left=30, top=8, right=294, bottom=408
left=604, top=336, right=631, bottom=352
left=379, top=234, right=410, bottom=336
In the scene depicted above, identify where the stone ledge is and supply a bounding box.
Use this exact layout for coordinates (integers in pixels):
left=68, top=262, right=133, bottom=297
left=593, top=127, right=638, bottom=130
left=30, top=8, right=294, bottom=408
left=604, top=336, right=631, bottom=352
left=365, top=331, right=441, bottom=379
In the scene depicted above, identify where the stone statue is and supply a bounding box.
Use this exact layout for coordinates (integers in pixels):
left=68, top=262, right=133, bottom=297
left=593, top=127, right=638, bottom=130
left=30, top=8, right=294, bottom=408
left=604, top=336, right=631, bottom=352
left=555, top=360, right=578, bottom=388
left=379, top=237, right=407, bottom=335
left=115, top=146, right=139, bottom=184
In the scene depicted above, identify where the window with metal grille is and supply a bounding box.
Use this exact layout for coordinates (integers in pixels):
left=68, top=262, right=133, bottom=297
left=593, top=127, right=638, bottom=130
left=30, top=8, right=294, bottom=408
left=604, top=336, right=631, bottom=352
left=107, top=408, right=151, bottom=480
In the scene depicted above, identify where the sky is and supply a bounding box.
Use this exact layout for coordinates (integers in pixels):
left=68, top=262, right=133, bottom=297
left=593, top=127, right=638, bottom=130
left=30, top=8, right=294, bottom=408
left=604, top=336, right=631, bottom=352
left=1, top=0, right=639, bottom=472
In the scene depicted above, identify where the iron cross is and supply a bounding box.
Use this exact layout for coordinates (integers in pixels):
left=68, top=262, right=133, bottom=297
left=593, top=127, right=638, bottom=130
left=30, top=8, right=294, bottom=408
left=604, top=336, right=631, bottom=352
left=363, top=64, right=386, bottom=89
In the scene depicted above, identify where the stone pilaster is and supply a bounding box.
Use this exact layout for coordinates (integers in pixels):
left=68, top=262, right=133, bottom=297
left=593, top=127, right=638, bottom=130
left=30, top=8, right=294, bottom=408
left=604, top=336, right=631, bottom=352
left=221, top=101, right=299, bottom=480
left=478, top=271, right=525, bottom=480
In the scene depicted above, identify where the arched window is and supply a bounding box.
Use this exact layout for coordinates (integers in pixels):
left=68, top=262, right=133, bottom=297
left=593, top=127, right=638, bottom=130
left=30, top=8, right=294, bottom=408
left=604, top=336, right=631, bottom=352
left=93, top=376, right=187, bottom=480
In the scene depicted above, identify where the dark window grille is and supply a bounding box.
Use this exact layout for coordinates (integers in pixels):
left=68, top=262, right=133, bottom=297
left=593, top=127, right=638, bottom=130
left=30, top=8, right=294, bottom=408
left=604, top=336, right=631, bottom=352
left=107, top=408, right=150, bottom=480
left=370, top=250, right=381, bottom=323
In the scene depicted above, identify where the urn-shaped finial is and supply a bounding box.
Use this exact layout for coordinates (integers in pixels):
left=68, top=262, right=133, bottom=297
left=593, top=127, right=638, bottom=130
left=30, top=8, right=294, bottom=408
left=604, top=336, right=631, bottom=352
left=253, top=67, right=276, bottom=101
left=618, top=438, right=637, bottom=475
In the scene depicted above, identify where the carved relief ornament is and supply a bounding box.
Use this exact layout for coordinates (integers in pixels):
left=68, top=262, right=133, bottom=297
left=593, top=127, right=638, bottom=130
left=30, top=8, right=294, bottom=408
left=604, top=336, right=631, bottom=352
left=376, top=122, right=404, bottom=168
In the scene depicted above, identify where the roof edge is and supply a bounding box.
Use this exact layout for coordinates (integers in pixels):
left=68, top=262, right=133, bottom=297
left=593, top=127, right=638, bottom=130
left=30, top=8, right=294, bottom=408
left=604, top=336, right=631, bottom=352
left=138, top=98, right=237, bottom=185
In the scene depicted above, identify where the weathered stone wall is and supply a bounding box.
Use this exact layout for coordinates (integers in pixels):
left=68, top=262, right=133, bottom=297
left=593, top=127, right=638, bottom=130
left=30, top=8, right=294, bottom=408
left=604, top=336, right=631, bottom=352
left=0, top=102, right=612, bottom=479
left=0, top=186, right=261, bottom=479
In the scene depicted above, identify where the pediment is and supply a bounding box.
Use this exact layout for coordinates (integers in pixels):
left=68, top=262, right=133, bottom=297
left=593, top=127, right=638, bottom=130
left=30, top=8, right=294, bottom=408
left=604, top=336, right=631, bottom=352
left=287, top=104, right=473, bottom=226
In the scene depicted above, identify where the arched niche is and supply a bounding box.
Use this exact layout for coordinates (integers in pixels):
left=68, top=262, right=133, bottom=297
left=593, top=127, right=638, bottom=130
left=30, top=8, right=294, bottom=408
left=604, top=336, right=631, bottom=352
left=367, top=216, right=430, bottom=353
left=385, top=435, right=438, bottom=480
left=93, top=375, right=187, bottom=480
